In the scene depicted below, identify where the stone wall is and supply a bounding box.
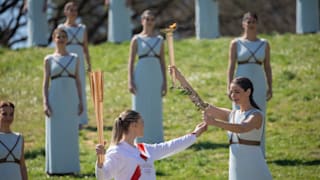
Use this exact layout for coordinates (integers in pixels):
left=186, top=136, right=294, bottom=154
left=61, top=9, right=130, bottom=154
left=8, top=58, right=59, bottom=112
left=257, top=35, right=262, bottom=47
left=130, top=0, right=296, bottom=38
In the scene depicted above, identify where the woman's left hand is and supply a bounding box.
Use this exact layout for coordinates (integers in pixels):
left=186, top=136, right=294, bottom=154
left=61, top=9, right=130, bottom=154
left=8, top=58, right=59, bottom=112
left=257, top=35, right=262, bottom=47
left=87, top=64, right=91, bottom=72
left=162, top=82, right=167, bottom=96
left=266, top=89, right=272, bottom=101
left=78, top=102, right=83, bottom=115
left=202, top=109, right=216, bottom=126
left=192, top=122, right=208, bottom=137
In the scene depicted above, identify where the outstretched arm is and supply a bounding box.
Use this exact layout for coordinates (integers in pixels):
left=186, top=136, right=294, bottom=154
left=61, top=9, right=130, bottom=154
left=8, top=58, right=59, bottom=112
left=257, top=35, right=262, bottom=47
left=169, top=66, right=232, bottom=120
left=146, top=122, right=207, bottom=160
left=204, top=110, right=262, bottom=133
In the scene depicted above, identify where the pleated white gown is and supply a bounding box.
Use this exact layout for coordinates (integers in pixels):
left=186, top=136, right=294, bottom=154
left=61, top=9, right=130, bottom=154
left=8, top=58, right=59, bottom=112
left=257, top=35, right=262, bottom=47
left=0, top=132, right=23, bottom=180
left=235, top=38, right=268, bottom=155
left=228, top=109, right=272, bottom=180
left=133, top=35, right=164, bottom=143
left=45, top=53, right=80, bottom=174
left=58, top=24, right=89, bottom=125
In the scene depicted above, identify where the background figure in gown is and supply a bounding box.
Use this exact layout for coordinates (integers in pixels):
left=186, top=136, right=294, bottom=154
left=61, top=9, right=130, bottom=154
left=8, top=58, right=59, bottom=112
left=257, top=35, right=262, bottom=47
left=105, top=0, right=133, bottom=43
left=58, top=2, right=91, bottom=129
left=0, top=101, right=28, bottom=180
left=202, top=77, right=272, bottom=180
left=128, top=10, right=167, bottom=143
left=23, top=0, right=48, bottom=47
left=42, top=28, right=83, bottom=175
left=227, top=12, right=273, bottom=157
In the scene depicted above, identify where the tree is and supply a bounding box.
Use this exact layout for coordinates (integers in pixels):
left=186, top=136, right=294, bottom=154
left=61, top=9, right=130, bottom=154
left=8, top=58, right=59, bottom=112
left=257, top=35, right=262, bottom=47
left=0, top=0, right=27, bottom=48
left=0, top=0, right=109, bottom=49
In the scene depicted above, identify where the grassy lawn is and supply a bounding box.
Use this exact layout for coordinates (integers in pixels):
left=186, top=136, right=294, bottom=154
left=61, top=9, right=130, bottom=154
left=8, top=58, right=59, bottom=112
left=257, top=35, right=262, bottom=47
left=0, top=33, right=319, bottom=179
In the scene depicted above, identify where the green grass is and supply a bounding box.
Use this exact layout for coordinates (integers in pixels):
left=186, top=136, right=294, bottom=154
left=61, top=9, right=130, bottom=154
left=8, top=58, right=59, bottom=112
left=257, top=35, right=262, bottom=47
left=0, top=33, right=319, bottom=179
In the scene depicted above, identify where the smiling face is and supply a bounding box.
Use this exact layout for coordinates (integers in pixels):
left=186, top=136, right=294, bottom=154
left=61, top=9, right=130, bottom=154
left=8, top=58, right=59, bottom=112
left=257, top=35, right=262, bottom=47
left=229, top=83, right=250, bottom=105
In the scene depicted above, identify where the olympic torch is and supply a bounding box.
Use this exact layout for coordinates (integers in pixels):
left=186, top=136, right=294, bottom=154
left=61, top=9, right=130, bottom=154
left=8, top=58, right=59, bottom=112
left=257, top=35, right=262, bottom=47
left=161, top=23, right=177, bottom=87
left=89, top=71, right=104, bottom=165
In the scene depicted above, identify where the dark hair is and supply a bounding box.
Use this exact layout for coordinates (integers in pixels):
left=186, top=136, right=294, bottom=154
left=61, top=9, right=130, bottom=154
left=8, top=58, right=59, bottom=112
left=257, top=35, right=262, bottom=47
left=0, top=101, right=15, bottom=110
left=231, top=77, right=260, bottom=110
left=110, top=110, right=141, bottom=145
left=64, top=1, right=78, bottom=11
left=242, top=12, right=258, bottom=22
left=141, top=9, right=155, bottom=19
left=52, top=27, right=68, bottom=39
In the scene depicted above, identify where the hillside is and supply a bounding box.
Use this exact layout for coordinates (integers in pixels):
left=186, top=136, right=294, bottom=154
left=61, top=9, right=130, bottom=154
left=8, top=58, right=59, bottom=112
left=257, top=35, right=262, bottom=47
left=0, top=33, right=319, bottom=179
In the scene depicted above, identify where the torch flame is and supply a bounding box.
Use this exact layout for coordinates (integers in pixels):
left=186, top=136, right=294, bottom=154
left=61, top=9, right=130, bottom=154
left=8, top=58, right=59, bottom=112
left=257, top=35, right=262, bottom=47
left=169, top=23, right=177, bottom=30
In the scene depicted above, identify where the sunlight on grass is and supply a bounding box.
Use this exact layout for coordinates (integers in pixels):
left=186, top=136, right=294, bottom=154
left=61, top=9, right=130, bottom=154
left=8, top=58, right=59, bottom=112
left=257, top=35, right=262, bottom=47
left=0, top=33, right=319, bottom=179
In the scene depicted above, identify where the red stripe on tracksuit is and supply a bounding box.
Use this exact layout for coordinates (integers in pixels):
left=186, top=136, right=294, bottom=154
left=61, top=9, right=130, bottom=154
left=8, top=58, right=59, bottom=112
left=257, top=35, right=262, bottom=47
left=137, top=143, right=148, bottom=161
left=131, top=165, right=141, bottom=180
left=130, top=143, right=148, bottom=180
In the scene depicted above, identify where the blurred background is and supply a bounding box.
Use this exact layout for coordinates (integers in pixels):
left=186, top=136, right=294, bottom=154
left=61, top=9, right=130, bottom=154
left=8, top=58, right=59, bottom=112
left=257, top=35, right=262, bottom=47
left=0, top=0, right=298, bottom=49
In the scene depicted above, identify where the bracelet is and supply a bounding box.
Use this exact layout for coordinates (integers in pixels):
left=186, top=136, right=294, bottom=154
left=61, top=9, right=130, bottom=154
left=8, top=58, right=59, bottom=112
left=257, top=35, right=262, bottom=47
left=191, top=132, right=197, bottom=137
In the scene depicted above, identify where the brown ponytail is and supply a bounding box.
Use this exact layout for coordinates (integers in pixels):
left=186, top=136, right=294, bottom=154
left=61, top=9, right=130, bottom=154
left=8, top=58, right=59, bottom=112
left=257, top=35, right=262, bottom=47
left=110, top=110, right=140, bottom=146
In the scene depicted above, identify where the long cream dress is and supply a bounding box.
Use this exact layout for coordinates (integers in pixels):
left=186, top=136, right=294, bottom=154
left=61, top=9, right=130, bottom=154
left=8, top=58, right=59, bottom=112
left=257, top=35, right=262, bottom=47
left=235, top=37, right=268, bottom=155
left=0, top=132, right=23, bottom=180
left=133, top=35, right=164, bottom=144
left=45, top=53, right=80, bottom=174
left=228, top=109, right=272, bottom=180
left=58, top=24, right=89, bottom=125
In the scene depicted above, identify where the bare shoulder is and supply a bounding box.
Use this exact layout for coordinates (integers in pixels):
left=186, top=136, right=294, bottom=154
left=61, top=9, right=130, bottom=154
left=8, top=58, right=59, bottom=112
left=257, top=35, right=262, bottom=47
left=230, top=38, right=238, bottom=46
left=44, top=54, right=52, bottom=63
left=251, top=111, right=263, bottom=121
left=131, top=35, right=139, bottom=42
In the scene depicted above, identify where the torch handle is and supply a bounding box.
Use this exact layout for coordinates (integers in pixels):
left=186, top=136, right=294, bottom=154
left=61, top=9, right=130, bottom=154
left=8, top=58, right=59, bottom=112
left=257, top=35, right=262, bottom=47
left=166, top=32, right=176, bottom=87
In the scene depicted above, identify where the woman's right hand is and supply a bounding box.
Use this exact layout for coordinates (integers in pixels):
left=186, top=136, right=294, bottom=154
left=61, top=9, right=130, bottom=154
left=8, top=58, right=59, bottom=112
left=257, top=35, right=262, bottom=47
left=192, top=122, right=208, bottom=137
left=129, top=82, right=136, bottom=94
left=96, top=143, right=106, bottom=155
left=168, top=65, right=179, bottom=80
left=96, top=142, right=106, bottom=168
left=202, top=107, right=216, bottom=126
left=44, top=103, right=52, bottom=117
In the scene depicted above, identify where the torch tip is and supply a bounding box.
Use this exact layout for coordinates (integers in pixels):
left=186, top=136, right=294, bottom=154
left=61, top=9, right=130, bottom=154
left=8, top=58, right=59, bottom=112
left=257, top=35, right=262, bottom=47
left=169, top=23, right=177, bottom=30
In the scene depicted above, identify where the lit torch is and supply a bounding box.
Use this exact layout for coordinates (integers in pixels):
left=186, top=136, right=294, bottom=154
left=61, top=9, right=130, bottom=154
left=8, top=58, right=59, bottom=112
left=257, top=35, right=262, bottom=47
left=161, top=23, right=177, bottom=87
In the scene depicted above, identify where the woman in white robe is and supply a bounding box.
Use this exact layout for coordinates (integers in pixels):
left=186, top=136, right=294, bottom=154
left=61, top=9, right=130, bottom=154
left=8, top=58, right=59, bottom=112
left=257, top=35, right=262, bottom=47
left=201, top=76, right=272, bottom=180
left=0, top=101, right=28, bottom=180
left=58, top=2, right=91, bottom=128
left=227, top=12, right=273, bottom=157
